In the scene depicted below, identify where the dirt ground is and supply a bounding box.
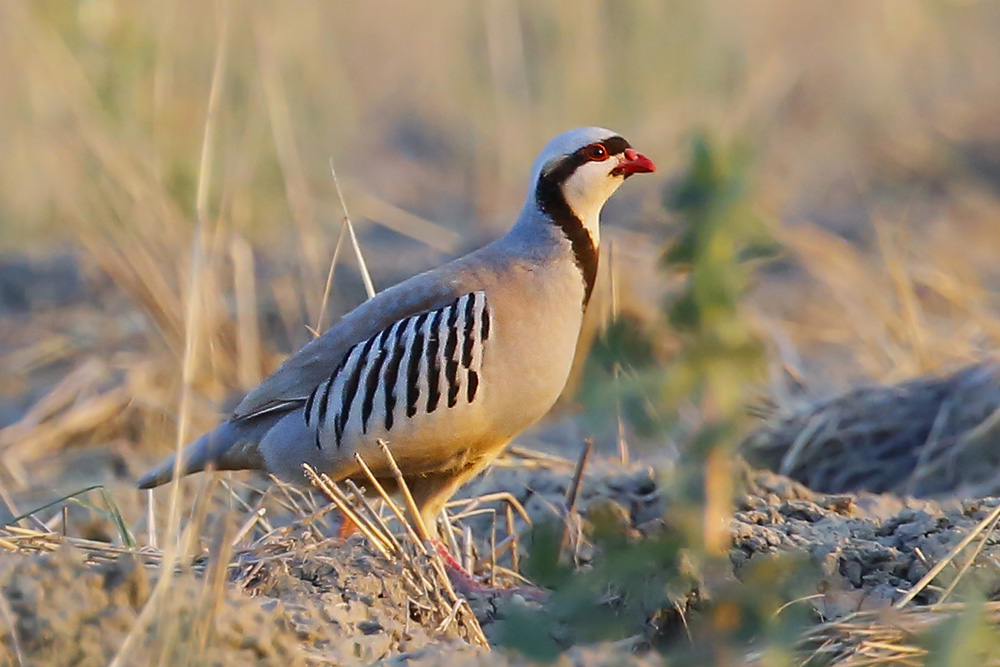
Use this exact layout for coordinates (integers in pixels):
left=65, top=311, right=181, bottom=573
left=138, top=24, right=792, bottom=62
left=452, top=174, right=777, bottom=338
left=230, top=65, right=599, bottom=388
left=4, top=455, right=1000, bottom=665
left=4, top=257, right=1000, bottom=665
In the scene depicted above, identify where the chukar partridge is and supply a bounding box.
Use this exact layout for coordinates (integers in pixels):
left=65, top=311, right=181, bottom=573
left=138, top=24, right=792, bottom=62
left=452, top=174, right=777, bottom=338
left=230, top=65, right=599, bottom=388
left=138, top=126, right=656, bottom=540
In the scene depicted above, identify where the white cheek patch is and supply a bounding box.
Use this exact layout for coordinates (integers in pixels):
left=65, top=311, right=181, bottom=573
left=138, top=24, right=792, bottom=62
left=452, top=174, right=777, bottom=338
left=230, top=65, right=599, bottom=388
left=561, top=161, right=625, bottom=243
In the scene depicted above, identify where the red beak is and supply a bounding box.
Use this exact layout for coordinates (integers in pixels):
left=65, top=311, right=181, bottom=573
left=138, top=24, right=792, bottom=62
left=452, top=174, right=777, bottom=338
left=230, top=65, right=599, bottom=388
left=612, top=148, right=657, bottom=178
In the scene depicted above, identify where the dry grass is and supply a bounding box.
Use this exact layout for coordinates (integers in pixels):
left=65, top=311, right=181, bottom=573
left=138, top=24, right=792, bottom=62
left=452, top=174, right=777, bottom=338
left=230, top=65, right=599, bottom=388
left=790, top=603, right=1000, bottom=667
left=744, top=362, right=1000, bottom=499
left=0, top=450, right=516, bottom=653
left=304, top=452, right=488, bottom=646
left=2, top=1, right=1000, bottom=664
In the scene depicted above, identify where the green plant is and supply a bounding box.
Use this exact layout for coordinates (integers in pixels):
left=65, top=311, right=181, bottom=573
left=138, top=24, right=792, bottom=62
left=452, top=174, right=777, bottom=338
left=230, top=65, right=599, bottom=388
left=502, top=134, right=788, bottom=662
left=660, top=133, right=774, bottom=554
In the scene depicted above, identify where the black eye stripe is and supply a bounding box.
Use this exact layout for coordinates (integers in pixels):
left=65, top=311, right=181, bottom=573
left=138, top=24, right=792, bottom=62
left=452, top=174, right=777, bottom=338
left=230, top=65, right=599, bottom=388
left=543, top=135, right=632, bottom=183
left=575, top=136, right=629, bottom=160
left=599, top=136, right=630, bottom=156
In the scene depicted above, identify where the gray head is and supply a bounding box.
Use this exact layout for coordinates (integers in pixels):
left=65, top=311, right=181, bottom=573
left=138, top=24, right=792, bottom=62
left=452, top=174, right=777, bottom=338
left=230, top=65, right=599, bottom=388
left=525, top=127, right=656, bottom=244
left=515, top=127, right=656, bottom=306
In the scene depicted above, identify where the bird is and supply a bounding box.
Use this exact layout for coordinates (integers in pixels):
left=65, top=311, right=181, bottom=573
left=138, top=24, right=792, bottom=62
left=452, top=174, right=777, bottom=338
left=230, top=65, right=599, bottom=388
left=138, top=126, right=655, bottom=547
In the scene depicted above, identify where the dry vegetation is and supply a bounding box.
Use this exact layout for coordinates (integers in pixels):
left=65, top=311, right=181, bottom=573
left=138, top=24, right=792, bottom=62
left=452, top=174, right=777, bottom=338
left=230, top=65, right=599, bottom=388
left=3, top=1, right=1000, bottom=665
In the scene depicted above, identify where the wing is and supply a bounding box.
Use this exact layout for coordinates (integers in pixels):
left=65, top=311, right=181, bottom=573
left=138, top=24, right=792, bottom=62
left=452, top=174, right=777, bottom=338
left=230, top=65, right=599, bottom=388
left=256, top=289, right=494, bottom=482
left=233, top=266, right=467, bottom=420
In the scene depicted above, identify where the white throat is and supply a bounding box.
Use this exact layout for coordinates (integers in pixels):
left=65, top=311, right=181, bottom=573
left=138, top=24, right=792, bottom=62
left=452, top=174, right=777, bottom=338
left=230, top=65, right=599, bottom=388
left=559, top=160, right=627, bottom=247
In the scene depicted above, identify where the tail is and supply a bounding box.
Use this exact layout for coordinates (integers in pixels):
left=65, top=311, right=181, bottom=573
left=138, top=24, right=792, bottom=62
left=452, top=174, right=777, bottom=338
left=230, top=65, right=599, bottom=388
left=137, top=419, right=269, bottom=489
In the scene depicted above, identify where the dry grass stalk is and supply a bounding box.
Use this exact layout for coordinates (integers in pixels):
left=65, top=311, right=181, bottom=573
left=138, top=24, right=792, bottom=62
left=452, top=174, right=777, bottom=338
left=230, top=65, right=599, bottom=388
left=219, top=479, right=277, bottom=534
left=344, top=479, right=404, bottom=554
left=506, top=503, right=519, bottom=573
left=1, top=335, right=74, bottom=379
left=489, top=564, right=534, bottom=586
left=313, top=194, right=350, bottom=336
left=329, top=158, right=376, bottom=301
left=0, top=483, right=40, bottom=532
left=230, top=508, right=267, bottom=548
left=369, top=441, right=487, bottom=634
left=935, top=509, right=1000, bottom=606
left=265, top=475, right=316, bottom=517
left=489, top=516, right=496, bottom=588
left=0, top=586, right=25, bottom=667
left=310, top=157, right=377, bottom=336
left=230, top=236, right=263, bottom=389
left=463, top=524, right=476, bottom=576
left=435, top=599, right=465, bottom=635
left=4, top=470, right=495, bottom=658
left=243, top=492, right=336, bottom=548
left=608, top=241, right=631, bottom=467
left=447, top=491, right=532, bottom=527
left=2, top=389, right=130, bottom=485
left=564, top=439, right=593, bottom=513
left=795, top=602, right=1000, bottom=666
left=108, top=8, right=232, bottom=665
left=894, top=500, right=1000, bottom=608
left=252, top=11, right=324, bottom=322
left=0, top=527, right=161, bottom=567
left=342, top=183, right=461, bottom=253
left=73, top=233, right=185, bottom=357
left=305, top=452, right=489, bottom=648
left=145, top=491, right=158, bottom=551
left=437, top=505, right=462, bottom=561
left=560, top=439, right=593, bottom=556
left=0, top=359, right=107, bottom=437
left=0, top=359, right=128, bottom=485
left=353, top=452, right=428, bottom=555
left=303, top=464, right=392, bottom=559
left=378, top=440, right=433, bottom=542
left=193, top=514, right=238, bottom=660
left=503, top=445, right=576, bottom=468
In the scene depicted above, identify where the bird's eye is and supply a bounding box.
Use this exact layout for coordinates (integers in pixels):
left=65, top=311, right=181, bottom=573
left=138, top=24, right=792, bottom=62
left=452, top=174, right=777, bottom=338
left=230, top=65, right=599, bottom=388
left=583, top=144, right=608, bottom=161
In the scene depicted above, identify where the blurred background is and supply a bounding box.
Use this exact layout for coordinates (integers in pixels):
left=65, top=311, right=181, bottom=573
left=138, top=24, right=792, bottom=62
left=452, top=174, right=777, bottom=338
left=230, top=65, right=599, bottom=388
left=2, top=0, right=1000, bottom=507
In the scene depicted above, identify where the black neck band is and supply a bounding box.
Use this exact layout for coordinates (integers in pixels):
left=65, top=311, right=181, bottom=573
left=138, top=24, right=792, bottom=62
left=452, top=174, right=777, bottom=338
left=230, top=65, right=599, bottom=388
left=531, top=135, right=630, bottom=308
left=535, top=171, right=599, bottom=308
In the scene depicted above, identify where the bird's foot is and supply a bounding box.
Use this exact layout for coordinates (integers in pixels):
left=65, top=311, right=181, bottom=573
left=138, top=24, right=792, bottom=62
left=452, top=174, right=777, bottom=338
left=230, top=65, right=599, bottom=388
left=337, top=515, right=546, bottom=600
left=430, top=540, right=548, bottom=602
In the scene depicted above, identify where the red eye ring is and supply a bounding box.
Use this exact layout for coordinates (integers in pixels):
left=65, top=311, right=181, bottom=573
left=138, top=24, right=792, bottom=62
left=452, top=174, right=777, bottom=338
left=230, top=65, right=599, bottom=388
left=583, top=143, right=608, bottom=161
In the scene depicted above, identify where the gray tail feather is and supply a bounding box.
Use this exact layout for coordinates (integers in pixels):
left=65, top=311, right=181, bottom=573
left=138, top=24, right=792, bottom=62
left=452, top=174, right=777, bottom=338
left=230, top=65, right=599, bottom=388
left=136, top=419, right=269, bottom=489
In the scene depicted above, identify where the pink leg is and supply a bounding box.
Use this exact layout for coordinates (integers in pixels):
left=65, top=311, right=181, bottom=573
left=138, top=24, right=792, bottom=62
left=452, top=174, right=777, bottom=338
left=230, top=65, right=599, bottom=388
left=431, top=540, right=548, bottom=601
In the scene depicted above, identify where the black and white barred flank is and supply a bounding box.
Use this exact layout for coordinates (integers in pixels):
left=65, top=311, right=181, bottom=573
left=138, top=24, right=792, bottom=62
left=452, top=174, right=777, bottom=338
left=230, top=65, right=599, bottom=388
left=302, top=291, right=491, bottom=449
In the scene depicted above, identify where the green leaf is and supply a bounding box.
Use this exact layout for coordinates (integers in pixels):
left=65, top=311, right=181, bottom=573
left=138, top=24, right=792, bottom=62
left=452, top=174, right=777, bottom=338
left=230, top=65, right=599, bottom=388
left=6, top=484, right=135, bottom=548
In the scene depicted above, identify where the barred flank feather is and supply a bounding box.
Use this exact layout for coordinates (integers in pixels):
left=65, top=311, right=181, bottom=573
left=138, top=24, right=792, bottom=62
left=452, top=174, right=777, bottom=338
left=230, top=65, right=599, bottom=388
left=300, top=291, right=490, bottom=451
